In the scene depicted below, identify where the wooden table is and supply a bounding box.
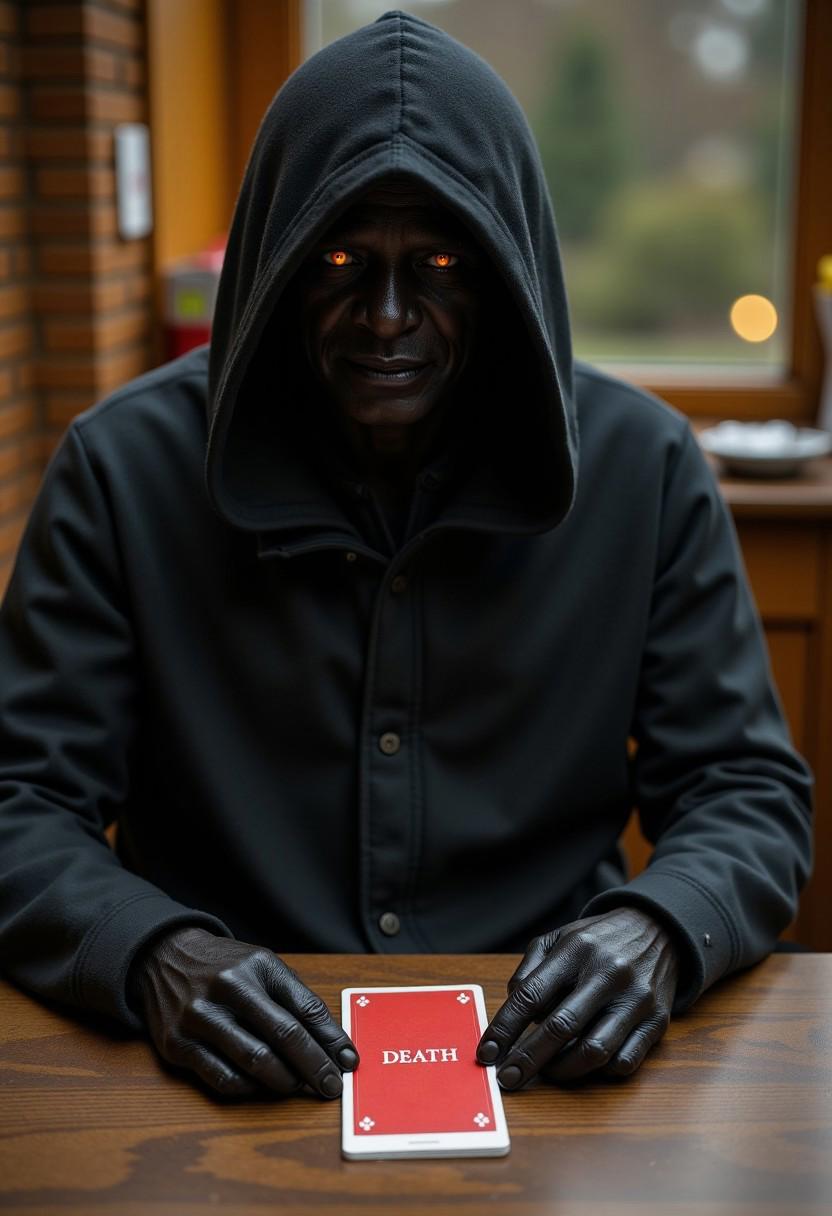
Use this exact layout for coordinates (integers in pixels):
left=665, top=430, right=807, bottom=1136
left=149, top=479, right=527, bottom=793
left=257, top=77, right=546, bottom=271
left=1, top=954, right=830, bottom=1216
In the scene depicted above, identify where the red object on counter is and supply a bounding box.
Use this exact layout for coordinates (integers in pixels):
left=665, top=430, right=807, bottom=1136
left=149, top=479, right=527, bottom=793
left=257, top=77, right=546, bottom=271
left=163, top=237, right=226, bottom=361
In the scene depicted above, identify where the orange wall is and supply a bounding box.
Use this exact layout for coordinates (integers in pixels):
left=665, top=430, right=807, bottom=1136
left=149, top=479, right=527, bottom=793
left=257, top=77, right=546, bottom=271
left=146, top=0, right=301, bottom=272
left=146, top=0, right=235, bottom=270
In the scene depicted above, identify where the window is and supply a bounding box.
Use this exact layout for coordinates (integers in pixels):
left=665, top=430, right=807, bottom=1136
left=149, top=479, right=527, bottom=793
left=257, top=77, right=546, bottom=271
left=303, top=0, right=831, bottom=420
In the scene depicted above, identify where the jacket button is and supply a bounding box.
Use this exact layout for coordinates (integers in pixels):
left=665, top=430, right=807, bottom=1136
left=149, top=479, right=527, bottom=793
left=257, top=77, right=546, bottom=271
left=345, top=551, right=358, bottom=563
left=379, top=731, right=401, bottom=755
left=379, top=911, right=401, bottom=936
left=390, top=574, right=408, bottom=594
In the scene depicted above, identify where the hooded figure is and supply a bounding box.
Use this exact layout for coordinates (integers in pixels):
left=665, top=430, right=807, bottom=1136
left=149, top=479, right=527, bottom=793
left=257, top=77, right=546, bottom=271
left=0, top=12, right=812, bottom=1099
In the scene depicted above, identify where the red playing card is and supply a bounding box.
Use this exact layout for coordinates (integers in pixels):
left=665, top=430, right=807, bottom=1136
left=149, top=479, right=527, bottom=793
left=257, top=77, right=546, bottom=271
left=341, top=985, right=509, bottom=1157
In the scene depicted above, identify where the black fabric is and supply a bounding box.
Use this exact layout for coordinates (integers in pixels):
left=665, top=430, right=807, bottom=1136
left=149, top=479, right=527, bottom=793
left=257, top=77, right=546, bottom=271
left=0, top=12, right=813, bottom=1030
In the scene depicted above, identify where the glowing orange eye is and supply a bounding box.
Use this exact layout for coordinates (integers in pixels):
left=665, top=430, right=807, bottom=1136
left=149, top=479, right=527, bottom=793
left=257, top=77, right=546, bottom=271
left=430, top=253, right=456, bottom=268
left=325, top=250, right=351, bottom=266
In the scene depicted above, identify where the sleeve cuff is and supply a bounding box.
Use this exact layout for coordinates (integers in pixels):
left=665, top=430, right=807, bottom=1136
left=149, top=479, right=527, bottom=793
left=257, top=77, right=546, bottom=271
left=580, top=868, right=739, bottom=1011
left=72, top=892, right=233, bottom=1031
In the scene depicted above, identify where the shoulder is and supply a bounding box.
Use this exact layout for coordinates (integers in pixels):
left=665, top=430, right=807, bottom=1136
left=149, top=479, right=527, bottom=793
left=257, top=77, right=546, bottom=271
left=69, top=345, right=210, bottom=467
left=573, top=360, right=701, bottom=477
left=575, top=360, right=689, bottom=443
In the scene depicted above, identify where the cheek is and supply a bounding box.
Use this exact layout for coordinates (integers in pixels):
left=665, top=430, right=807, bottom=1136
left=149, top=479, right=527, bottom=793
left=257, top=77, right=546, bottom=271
left=302, top=296, right=349, bottom=358
left=437, top=298, right=480, bottom=361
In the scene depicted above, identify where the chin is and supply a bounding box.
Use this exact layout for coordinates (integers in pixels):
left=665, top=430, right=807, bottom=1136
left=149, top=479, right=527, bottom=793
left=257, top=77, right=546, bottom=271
left=340, top=398, right=437, bottom=427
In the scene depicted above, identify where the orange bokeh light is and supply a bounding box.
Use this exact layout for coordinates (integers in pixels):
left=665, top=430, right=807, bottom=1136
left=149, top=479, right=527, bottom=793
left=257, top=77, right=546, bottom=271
left=729, top=294, right=778, bottom=343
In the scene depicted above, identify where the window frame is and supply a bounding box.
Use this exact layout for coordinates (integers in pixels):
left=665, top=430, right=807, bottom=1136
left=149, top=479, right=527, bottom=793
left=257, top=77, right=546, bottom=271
left=296, top=0, right=831, bottom=423
left=640, top=0, right=832, bottom=422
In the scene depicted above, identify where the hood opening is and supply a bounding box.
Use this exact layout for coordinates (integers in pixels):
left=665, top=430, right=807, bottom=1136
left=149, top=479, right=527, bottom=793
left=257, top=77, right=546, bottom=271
left=206, top=11, right=577, bottom=537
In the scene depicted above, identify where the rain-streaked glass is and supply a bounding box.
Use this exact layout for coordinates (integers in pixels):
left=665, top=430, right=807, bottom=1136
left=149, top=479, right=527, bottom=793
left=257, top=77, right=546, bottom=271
left=303, top=0, right=802, bottom=374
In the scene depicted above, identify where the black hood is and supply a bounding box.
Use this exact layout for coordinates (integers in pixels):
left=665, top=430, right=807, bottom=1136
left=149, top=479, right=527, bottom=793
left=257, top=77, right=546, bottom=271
left=206, top=9, right=577, bottom=537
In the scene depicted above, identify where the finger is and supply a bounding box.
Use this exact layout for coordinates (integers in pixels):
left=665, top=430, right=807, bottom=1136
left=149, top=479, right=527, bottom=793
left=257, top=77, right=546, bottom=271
left=542, top=999, right=648, bottom=1083
left=163, top=1035, right=263, bottom=1099
left=189, top=1004, right=305, bottom=1096
left=477, top=952, right=571, bottom=1065
left=495, top=974, right=618, bottom=1090
left=606, top=1012, right=670, bottom=1077
left=265, top=961, right=360, bottom=1071
left=506, top=932, right=560, bottom=994
left=229, top=983, right=347, bottom=1098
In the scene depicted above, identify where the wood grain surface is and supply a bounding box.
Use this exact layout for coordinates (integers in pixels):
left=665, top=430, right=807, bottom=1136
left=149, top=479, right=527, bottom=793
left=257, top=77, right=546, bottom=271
left=1, top=954, right=830, bottom=1216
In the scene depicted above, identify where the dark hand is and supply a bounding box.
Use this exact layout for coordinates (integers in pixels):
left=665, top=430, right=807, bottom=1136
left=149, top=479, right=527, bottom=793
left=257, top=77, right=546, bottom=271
left=477, top=907, right=679, bottom=1087
left=129, top=926, right=359, bottom=1099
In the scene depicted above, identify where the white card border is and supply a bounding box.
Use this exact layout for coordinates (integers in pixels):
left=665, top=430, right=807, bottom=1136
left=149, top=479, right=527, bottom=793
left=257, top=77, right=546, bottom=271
left=341, top=983, right=510, bottom=1159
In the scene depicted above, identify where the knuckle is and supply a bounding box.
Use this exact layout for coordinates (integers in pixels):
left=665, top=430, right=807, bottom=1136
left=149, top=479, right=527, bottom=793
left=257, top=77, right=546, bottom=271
left=208, top=1067, right=234, bottom=1093
left=295, top=992, right=328, bottom=1023
left=244, top=1042, right=273, bottom=1073
left=182, top=996, right=212, bottom=1030
left=215, top=965, right=246, bottom=996
left=580, top=1036, right=613, bottom=1066
left=544, top=1006, right=579, bottom=1041
left=272, top=1018, right=305, bottom=1050
left=652, top=1010, right=671, bottom=1035
left=605, top=955, right=634, bottom=984
left=208, top=1067, right=253, bottom=1097
left=573, top=930, right=594, bottom=954
left=611, top=1052, right=639, bottom=1076
left=253, top=948, right=280, bottom=974
left=507, top=1045, right=536, bottom=1075
left=510, top=978, right=546, bottom=1018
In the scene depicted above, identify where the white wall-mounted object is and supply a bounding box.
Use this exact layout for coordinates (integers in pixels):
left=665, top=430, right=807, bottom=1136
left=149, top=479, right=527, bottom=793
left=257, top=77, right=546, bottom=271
left=114, top=123, right=153, bottom=240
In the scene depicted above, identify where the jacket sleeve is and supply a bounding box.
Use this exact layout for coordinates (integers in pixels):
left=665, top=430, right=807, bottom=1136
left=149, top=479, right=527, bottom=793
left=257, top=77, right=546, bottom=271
left=0, top=421, right=232, bottom=1031
left=582, top=424, right=813, bottom=1010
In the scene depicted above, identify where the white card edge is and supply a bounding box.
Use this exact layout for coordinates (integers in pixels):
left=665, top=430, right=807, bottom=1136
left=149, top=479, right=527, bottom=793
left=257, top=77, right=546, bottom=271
left=340, top=983, right=510, bottom=1158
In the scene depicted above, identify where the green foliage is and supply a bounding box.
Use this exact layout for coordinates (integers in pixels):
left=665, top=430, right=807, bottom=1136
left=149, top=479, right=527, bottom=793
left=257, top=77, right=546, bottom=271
left=534, top=25, right=632, bottom=244
left=566, top=180, right=769, bottom=332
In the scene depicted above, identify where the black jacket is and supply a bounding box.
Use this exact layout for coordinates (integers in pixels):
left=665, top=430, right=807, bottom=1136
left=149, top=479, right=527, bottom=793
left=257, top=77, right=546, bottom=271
left=0, top=12, right=812, bottom=1030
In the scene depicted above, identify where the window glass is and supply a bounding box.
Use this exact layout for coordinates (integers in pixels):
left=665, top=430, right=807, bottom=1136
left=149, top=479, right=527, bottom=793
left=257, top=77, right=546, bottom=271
left=304, top=0, right=802, bottom=374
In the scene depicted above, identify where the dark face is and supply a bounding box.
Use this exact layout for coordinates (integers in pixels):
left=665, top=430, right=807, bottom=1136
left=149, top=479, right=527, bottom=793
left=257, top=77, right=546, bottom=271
left=295, top=179, right=483, bottom=451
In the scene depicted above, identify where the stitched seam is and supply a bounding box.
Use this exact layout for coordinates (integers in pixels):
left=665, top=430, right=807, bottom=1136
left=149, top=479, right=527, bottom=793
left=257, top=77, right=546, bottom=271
left=653, top=867, right=741, bottom=966
left=396, top=13, right=404, bottom=135
left=72, top=891, right=162, bottom=1004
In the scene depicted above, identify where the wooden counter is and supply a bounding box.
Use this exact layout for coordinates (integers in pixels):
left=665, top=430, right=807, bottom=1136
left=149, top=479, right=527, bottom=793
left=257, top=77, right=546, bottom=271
left=1, top=953, right=830, bottom=1215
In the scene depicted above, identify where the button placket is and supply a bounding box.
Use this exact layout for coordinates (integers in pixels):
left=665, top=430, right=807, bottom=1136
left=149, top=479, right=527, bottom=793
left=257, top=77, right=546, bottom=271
left=358, top=555, right=424, bottom=949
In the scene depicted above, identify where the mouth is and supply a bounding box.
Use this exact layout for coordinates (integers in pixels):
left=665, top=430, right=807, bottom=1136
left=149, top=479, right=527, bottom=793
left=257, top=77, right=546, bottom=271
left=345, top=357, right=431, bottom=383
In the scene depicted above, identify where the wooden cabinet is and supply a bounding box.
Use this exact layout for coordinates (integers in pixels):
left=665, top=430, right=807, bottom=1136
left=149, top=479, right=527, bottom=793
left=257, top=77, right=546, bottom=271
left=623, top=461, right=832, bottom=951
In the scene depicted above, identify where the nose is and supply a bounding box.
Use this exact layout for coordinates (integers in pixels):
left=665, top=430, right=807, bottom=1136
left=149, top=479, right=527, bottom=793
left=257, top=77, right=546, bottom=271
left=353, top=262, right=420, bottom=339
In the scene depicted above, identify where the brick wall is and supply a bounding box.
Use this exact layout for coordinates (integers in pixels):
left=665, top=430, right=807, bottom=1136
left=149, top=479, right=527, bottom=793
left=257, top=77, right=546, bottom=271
left=0, top=1, right=38, bottom=594
left=0, top=0, right=153, bottom=595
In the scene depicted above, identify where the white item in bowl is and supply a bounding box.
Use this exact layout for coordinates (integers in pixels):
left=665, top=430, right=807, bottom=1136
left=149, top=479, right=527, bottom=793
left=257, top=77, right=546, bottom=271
left=698, top=420, right=832, bottom=477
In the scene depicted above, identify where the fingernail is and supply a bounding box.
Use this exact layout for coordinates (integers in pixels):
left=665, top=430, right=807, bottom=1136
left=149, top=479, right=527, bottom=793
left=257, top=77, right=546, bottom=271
left=477, top=1040, right=499, bottom=1064
left=321, top=1073, right=343, bottom=1097
left=338, top=1047, right=359, bottom=1070
left=497, top=1064, right=522, bottom=1089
